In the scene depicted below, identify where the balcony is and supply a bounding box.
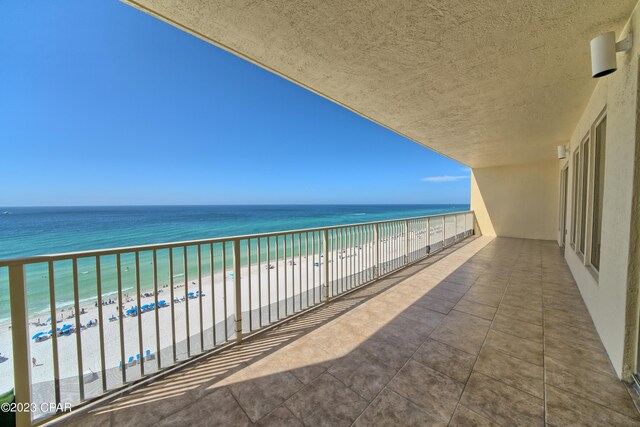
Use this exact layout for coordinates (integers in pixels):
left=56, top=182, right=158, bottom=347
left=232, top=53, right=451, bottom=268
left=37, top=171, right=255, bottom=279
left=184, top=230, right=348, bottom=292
left=49, top=235, right=640, bottom=426
left=2, top=212, right=476, bottom=425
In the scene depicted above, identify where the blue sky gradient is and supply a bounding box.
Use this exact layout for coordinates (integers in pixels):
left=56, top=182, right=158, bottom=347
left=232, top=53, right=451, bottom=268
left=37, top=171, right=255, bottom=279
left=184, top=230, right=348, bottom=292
left=0, top=1, right=470, bottom=206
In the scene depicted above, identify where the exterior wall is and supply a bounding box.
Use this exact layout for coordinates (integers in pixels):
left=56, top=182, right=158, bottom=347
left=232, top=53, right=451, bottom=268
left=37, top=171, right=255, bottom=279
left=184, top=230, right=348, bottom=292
left=471, top=161, right=559, bottom=240
left=561, top=5, right=639, bottom=379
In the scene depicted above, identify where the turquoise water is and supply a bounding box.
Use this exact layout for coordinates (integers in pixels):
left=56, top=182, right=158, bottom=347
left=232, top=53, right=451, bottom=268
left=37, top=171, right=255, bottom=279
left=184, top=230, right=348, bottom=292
left=0, top=205, right=468, bottom=321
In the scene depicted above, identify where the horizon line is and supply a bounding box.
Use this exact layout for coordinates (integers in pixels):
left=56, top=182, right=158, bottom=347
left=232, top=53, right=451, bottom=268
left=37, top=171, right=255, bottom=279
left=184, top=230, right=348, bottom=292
left=0, top=202, right=471, bottom=209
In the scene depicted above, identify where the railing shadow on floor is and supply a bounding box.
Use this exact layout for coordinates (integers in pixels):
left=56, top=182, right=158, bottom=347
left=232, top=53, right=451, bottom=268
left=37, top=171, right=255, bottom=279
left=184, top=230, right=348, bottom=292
left=52, top=238, right=484, bottom=425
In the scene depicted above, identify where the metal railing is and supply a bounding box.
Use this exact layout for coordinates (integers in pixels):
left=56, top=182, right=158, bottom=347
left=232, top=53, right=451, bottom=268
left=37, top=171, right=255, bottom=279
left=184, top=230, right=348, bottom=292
left=0, top=210, right=474, bottom=425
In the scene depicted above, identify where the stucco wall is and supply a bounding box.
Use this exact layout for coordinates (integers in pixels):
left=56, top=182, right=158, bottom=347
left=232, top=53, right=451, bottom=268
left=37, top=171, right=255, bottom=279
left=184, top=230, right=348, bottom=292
left=471, top=161, right=559, bottom=240
left=561, top=5, right=639, bottom=379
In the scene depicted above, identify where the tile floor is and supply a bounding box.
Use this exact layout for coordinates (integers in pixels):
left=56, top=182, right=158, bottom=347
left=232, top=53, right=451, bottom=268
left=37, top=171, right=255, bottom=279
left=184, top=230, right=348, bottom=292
left=56, top=237, right=640, bottom=426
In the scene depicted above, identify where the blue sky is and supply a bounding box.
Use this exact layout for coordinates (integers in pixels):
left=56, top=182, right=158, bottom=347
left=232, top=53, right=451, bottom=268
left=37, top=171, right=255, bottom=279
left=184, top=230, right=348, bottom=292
left=0, top=1, right=470, bottom=206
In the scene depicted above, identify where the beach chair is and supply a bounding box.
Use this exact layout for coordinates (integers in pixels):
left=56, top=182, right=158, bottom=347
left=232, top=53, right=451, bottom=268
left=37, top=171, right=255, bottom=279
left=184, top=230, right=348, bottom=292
left=145, top=349, right=154, bottom=361
left=127, top=356, right=135, bottom=367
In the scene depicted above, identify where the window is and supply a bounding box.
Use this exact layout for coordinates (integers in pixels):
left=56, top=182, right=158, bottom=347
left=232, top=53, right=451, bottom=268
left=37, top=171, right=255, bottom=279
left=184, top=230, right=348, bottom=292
left=559, top=167, right=569, bottom=246
left=570, top=148, right=580, bottom=248
left=579, top=137, right=590, bottom=255
left=590, top=116, right=606, bottom=270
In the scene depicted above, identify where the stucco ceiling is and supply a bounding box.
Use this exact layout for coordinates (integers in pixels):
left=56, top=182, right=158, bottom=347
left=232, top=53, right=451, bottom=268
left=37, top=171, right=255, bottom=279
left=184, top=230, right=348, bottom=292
left=123, top=0, right=636, bottom=167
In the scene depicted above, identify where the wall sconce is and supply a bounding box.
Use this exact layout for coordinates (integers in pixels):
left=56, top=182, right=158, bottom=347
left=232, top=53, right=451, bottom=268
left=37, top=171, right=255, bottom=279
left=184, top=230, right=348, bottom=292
left=557, top=145, right=567, bottom=160
left=591, top=31, right=633, bottom=78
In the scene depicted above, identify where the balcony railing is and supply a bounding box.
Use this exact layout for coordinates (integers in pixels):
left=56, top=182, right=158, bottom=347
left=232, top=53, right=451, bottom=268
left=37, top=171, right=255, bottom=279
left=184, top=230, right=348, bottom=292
left=0, top=211, right=474, bottom=425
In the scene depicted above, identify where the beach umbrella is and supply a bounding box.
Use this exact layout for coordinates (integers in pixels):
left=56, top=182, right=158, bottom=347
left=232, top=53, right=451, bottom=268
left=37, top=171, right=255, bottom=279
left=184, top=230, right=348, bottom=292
left=61, top=324, right=72, bottom=331
left=32, top=332, right=46, bottom=340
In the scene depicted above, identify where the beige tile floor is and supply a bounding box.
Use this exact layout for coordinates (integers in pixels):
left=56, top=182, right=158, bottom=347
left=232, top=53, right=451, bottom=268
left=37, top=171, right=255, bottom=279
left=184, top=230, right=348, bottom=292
left=56, top=237, right=640, bottom=426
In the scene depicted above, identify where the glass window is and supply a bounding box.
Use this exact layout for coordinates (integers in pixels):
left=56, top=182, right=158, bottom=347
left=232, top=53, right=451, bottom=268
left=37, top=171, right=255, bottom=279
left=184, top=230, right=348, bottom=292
left=590, top=117, right=606, bottom=270
left=571, top=149, right=580, bottom=248
left=579, top=138, right=590, bottom=254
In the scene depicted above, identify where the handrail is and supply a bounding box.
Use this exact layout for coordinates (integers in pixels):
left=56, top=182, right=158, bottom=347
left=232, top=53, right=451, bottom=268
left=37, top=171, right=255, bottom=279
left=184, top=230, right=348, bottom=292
left=0, top=210, right=473, bottom=266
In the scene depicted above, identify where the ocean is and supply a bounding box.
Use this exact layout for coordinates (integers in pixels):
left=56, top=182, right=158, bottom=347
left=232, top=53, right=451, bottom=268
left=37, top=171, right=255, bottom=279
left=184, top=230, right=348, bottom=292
left=0, top=205, right=469, bottom=322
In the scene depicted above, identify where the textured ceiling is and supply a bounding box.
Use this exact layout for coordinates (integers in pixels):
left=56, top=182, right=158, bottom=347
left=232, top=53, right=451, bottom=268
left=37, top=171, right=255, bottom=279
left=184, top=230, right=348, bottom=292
left=123, top=0, right=636, bottom=167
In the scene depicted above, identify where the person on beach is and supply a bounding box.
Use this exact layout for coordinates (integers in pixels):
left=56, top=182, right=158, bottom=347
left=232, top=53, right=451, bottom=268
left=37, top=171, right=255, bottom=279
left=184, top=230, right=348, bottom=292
left=32, top=357, right=36, bottom=367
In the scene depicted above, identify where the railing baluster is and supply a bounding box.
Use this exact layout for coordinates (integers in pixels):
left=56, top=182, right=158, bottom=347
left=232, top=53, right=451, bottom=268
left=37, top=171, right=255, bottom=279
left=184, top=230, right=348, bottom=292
left=135, top=252, right=144, bottom=375
left=72, top=258, right=84, bottom=401
left=284, top=234, right=288, bottom=316
left=153, top=250, right=161, bottom=369
left=247, top=240, right=252, bottom=331
left=233, top=239, right=242, bottom=342
left=183, top=247, right=190, bottom=357
left=341, top=228, right=346, bottom=292
left=404, top=220, right=409, bottom=266
left=304, top=232, right=313, bottom=308
left=47, top=261, right=61, bottom=407
left=428, top=219, right=431, bottom=253
left=168, top=248, right=177, bottom=363
left=323, top=229, right=329, bottom=302
left=348, top=227, right=352, bottom=288
left=198, top=245, right=204, bottom=352
left=116, top=254, right=127, bottom=383
left=298, top=233, right=302, bottom=310
left=374, top=223, right=379, bottom=278
left=8, top=264, right=32, bottom=427
left=95, top=257, right=107, bottom=392
left=397, top=222, right=401, bottom=269
left=311, top=232, right=316, bottom=305
left=332, top=230, right=337, bottom=296
left=348, top=227, right=352, bottom=289
left=210, top=243, right=216, bottom=346
left=267, top=237, right=271, bottom=324
left=275, top=236, right=280, bottom=320
left=257, top=238, right=262, bottom=328
left=351, top=227, right=355, bottom=288
left=222, top=243, right=228, bottom=342
left=290, top=234, right=295, bottom=312
left=342, top=227, right=346, bottom=290
left=392, top=223, right=396, bottom=270
left=356, top=226, right=360, bottom=285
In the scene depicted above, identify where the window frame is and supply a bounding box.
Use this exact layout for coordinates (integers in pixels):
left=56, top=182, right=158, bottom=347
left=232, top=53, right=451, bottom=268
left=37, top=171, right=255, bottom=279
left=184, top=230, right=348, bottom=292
left=578, top=134, right=591, bottom=258
left=570, top=146, right=581, bottom=249
left=587, top=111, right=607, bottom=275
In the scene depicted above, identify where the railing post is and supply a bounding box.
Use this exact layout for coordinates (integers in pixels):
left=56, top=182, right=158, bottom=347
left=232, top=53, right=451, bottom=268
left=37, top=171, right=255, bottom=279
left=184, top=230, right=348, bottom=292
left=232, top=239, right=243, bottom=342
left=322, top=229, right=329, bottom=302
left=404, top=220, right=409, bottom=265
left=9, top=264, right=32, bottom=427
